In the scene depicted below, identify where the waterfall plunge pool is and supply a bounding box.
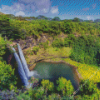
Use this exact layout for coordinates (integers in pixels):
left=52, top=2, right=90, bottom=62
left=33, top=61, right=80, bottom=91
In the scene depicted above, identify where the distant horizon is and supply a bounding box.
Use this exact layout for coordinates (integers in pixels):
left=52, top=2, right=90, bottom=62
left=1, top=11, right=100, bottom=21
left=0, top=0, right=100, bottom=21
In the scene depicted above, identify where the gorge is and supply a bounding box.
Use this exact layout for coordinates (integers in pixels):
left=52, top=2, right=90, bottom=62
left=11, top=43, right=80, bottom=91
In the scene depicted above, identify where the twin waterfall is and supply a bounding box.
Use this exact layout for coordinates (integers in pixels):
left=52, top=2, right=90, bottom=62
left=11, top=44, right=39, bottom=88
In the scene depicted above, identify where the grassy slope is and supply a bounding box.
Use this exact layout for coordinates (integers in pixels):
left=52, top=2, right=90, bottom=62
left=63, top=58, right=100, bottom=83
left=46, top=47, right=72, bottom=57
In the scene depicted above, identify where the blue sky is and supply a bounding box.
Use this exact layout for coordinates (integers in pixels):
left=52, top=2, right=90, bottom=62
left=0, top=0, right=100, bottom=20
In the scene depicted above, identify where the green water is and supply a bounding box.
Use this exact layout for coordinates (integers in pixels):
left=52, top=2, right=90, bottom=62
left=33, top=62, right=79, bottom=90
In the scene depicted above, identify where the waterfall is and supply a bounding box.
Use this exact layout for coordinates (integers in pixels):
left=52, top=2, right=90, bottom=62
left=11, top=47, right=32, bottom=88
left=17, top=44, right=39, bottom=79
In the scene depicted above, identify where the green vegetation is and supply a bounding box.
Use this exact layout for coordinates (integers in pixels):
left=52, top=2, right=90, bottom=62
left=0, top=15, right=20, bottom=40
left=56, top=77, right=74, bottom=96
left=52, top=16, right=61, bottom=21
left=52, top=38, right=64, bottom=48
left=0, top=14, right=100, bottom=40
left=32, top=46, right=39, bottom=55
left=64, top=34, right=76, bottom=47
left=1, top=14, right=100, bottom=99
left=79, top=79, right=98, bottom=96
left=16, top=92, right=32, bottom=100
left=0, top=36, right=7, bottom=60
left=39, top=41, right=49, bottom=50
left=20, top=77, right=75, bottom=100
left=41, top=79, right=54, bottom=94
left=0, top=61, right=17, bottom=90
left=70, top=35, right=100, bottom=65
left=52, top=34, right=76, bottom=48
left=14, top=77, right=100, bottom=100
left=0, top=36, right=17, bottom=91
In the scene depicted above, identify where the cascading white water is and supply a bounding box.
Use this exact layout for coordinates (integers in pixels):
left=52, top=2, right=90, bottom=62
left=17, top=43, right=39, bottom=79
left=11, top=47, right=32, bottom=88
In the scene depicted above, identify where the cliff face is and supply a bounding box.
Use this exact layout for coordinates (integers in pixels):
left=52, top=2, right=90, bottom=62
left=6, top=32, right=67, bottom=68
left=12, top=33, right=54, bottom=50
left=5, top=33, right=53, bottom=67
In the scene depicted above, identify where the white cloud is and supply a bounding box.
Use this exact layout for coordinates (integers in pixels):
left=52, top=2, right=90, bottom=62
left=87, top=16, right=91, bottom=20
left=18, top=0, right=51, bottom=12
left=50, top=6, right=59, bottom=14
left=15, top=11, right=25, bottom=16
left=0, top=0, right=58, bottom=16
left=42, top=8, right=48, bottom=13
left=0, top=3, right=26, bottom=14
left=86, top=16, right=94, bottom=20
left=12, top=3, right=25, bottom=11
left=36, top=8, right=49, bottom=14
left=0, top=5, right=13, bottom=14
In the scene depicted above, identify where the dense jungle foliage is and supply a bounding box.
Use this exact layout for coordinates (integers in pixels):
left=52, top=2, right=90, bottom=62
left=0, top=36, right=17, bottom=91
left=70, top=35, right=100, bottom=65
left=0, top=14, right=100, bottom=99
left=0, top=14, right=100, bottom=40
left=52, top=34, right=100, bottom=66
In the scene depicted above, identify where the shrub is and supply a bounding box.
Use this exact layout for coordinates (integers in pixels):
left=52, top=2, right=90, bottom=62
left=73, top=93, right=100, bottom=100
left=0, top=36, right=7, bottom=57
left=16, top=92, right=32, bottom=100
left=19, top=28, right=27, bottom=39
left=38, top=20, right=49, bottom=33
left=63, top=21, right=75, bottom=34
left=52, top=38, right=64, bottom=48
left=79, top=79, right=98, bottom=96
left=43, top=41, right=49, bottom=50
left=64, top=38, right=69, bottom=47
left=34, top=86, right=45, bottom=99
left=28, top=87, right=37, bottom=99
left=48, top=21, right=61, bottom=35
left=41, top=79, right=54, bottom=94
left=56, top=77, right=74, bottom=96
left=0, top=61, right=17, bottom=90
left=32, top=46, right=39, bottom=55
left=39, top=41, right=49, bottom=50
left=64, top=34, right=76, bottom=47
left=62, top=96, right=74, bottom=100
left=0, top=15, right=21, bottom=40
left=28, top=86, right=45, bottom=100
left=48, top=93, right=61, bottom=100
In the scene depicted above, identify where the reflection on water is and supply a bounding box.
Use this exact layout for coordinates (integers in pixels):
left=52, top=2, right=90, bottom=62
left=33, top=62, right=80, bottom=91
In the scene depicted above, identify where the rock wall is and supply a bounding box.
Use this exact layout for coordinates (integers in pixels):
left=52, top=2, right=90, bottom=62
left=12, top=34, right=53, bottom=50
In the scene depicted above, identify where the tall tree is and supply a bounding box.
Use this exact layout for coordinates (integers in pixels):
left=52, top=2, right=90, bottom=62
left=72, top=17, right=80, bottom=22
left=79, top=79, right=98, bottom=96
left=52, top=17, right=61, bottom=21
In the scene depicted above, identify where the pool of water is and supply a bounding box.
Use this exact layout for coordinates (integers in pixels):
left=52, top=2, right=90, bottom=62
left=33, top=62, right=80, bottom=91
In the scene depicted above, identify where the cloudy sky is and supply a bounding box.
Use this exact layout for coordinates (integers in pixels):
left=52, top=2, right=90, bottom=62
left=0, top=0, right=100, bottom=20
